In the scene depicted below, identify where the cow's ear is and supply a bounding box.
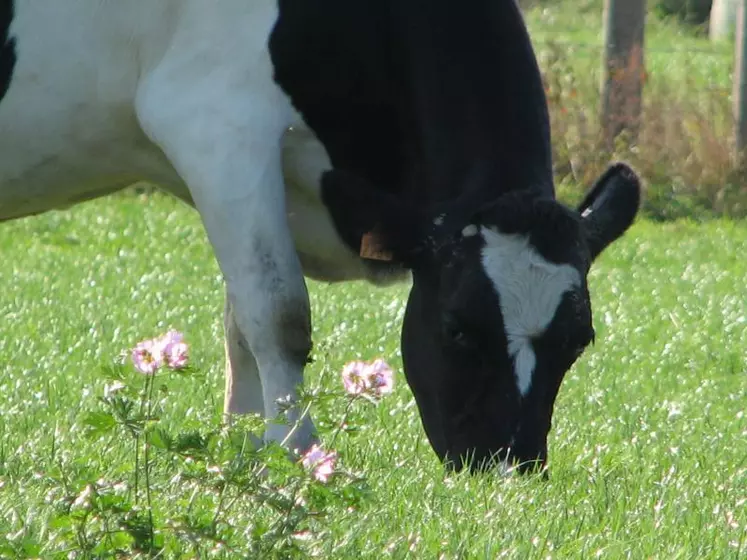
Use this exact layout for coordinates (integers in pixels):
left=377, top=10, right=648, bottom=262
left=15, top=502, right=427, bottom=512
left=321, top=169, right=428, bottom=266
left=577, top=163, right=641, bottom=261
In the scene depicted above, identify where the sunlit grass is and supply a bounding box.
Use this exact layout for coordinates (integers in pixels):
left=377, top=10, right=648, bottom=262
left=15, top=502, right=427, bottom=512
left=1, top=192, right=745, bottom=557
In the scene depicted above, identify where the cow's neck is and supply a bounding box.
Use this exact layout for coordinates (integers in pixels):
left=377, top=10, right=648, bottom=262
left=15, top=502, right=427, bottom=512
left=393, top=0, right=554, bottom=204
left=271, top=0, right=554, bottom=208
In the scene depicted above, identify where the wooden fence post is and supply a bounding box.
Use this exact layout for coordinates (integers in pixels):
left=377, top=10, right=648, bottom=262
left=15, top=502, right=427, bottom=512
left=733, top=0, right=747, bottom=161
left=601, top=0, right=646, bottom=149
left=710, top=0, right=739, bottom=41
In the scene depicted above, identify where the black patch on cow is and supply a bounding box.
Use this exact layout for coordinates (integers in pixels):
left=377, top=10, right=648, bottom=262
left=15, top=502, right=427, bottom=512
left=268, top=0, right=641, bottom=474
left=269, top=0, right=554, bottom=254
left=0, top=0, right=16, bottom=102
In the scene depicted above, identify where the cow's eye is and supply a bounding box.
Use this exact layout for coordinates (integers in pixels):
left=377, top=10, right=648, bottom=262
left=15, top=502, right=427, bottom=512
left=442, top=314, right=475, bottom=350
left=448, top=326, right=467, bottom=344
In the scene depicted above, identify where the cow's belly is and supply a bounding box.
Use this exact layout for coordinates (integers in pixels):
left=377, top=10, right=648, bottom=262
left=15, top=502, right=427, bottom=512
left=0, top=124, right=181, bottom=222
left=0, top=113, right=184, bottom=222
left=0, top=107, right=405, bottom=286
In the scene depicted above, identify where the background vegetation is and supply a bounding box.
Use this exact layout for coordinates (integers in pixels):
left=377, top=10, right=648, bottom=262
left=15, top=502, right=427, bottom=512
left=523, top=0, right=746, bottom=219
left=1, top=1, right=745, bottom=558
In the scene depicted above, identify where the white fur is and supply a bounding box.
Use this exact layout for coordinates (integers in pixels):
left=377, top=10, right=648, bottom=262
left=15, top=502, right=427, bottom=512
left=0, top=0, right=407, bottom=452
left=480, top=227, right=580, bottom=396
left=461, top=224, right=478, bottom=237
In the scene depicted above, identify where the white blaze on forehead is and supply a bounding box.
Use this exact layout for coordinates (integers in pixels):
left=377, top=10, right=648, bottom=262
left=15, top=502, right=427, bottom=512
left=480, top=227, right=581, bottom=396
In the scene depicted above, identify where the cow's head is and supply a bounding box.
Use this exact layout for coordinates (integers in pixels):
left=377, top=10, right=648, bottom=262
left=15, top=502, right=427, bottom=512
left=323, top=163, right=640, bottom=473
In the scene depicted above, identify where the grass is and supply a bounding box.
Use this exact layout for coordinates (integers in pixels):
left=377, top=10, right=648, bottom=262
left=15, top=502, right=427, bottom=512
left=1, top=2, right=746, bottom=556
left=1, top=191, right=746, bottom=558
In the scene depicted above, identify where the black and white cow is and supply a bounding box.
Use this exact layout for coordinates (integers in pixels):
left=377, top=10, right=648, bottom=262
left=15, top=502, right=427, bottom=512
left=0, top=0, right=640, bottom=473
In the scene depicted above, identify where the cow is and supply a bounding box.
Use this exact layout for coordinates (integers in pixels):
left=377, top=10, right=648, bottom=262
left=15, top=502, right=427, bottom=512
left=0, top=0, right=640, bottom=474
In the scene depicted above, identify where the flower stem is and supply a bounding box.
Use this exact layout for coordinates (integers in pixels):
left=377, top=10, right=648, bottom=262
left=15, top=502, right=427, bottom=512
left=144, top=373, right=156, bottom=551
left=329, top=395, right=359, bottom=448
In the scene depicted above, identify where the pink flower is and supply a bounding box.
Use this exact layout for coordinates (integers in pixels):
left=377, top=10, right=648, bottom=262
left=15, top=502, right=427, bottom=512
left=158, top=330, right=184, bottom=346
left=341, top=358, right=395, bottom=398
left=131, top=330, right=189, bottom=374
left=366, top=359, right=394, bottom=397
left=153, top=330, right=181, bottom=356
left=341, top=361, right=369, bottom=396
left=155, top=330, right=189, bottom=370
left=300, top=444, right=337, bottom=483
left=164, top=341, right=189, bottom=369
left=131, top=339, right=162, bottom=375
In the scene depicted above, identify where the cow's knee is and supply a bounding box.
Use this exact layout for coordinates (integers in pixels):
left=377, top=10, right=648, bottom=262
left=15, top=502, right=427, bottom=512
left=235, top=288, right=312, bottom=375
left=276, top=302, right=313, bottom=368
left=228, top=283, right=317, bottom=451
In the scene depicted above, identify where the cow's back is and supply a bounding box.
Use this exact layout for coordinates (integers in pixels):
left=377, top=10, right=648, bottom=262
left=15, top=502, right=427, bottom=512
left=0, top=1, right=202, bottom=220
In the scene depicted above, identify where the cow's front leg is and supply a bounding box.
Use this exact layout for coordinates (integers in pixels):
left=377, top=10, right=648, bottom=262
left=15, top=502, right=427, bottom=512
left=223, top=290, right=263, bottom=418
left=136, top=77, right=317, bottom=454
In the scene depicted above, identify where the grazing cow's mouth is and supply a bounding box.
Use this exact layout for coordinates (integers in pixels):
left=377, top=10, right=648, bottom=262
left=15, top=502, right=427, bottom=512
left=443, top=444, right=508, bottom=473
left=444, top=437, right=549, bottom=476
left=457, top=454, right=547, bottom=476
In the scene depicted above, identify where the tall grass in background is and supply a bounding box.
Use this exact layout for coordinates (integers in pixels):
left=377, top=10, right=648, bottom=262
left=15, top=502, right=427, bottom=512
left=522, top=0, right=747, bottom=219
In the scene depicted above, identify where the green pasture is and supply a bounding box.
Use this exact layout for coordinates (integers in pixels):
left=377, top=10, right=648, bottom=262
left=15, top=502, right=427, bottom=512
left=1, top=1, right=746, bottom=556
left=0, top=190, right=745, bottom=558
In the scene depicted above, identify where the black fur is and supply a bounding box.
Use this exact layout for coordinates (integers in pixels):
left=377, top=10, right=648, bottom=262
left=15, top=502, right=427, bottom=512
left=577, top=162, right=642, bottom=259
left=0, top=0, right=16, bottom=102
left=269, top=0, right=641, bottom=473
left=269, top=0, right=553, bottom=216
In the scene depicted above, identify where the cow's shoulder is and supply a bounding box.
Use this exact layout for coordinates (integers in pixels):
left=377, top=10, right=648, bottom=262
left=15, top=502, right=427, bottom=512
left=270, top=0, right=404, bottom=193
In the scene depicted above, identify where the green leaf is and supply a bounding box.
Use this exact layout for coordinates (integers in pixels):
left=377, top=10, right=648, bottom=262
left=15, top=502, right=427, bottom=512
left=21, top=541, right=41, bottom=557
left=170, top=430, right=211, bottom=459
left=149, top=427, right=173, bottom=451
left=98, top=362, right=127, bottom=381
left=82, top=411, right=117, bottom=439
